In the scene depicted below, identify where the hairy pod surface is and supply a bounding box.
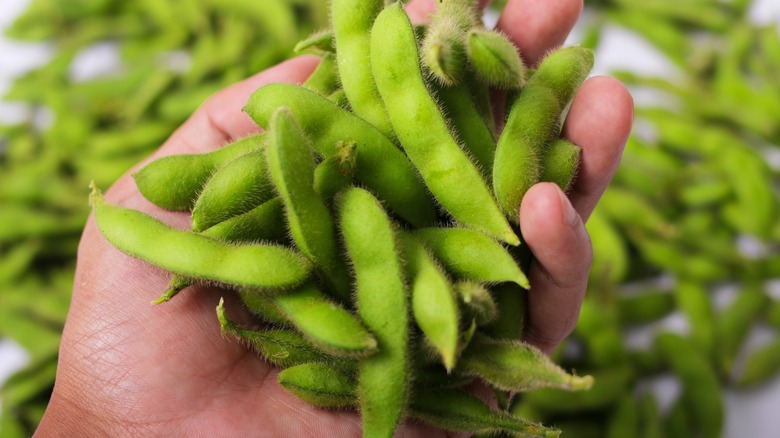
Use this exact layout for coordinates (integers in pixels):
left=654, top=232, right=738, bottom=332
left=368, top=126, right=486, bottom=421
left=278, top=363, right=357, bottom=408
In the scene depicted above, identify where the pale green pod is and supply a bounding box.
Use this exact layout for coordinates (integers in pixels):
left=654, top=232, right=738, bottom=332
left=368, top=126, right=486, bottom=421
left=303, top=53, right=340, bottom=97
left=467, top=29, right=526, bottom=89
left=294, top=29, right=335, bottom=54
left=90, top=184, right=312, bottom=290
left=244, top=83, right=437, bottom=228
left=455, top=281, right=497, bottom=326
left=674, top=281, right=715, bottom=359
left=370, top=4, right=519, bottom=245
left=460, top=335, right=594, bottom=392
left=399, top=232, right=460, bottom=371
left=410, top=388, right=561, bottom=437
left=191, top=149, right=274, bottom=232
left=266, top=107, right=352, bottom=300
left=331, top=0, right=394, bottom=138
left=521, top=366, right=632, bottom=414
left=586, top=208, right=629, bottom=284
left=238, top=289, right=289, bottom=326
left=133, top=134, right=265, bottom=211
left=312, top=141, right=356, bottom=203
left=414, top=227, right=529, bottom=288
left=529, top=46, right=594, bottom=107
left=217, top=298, right=337, bottom=368
left=272, top=282, right=378, bottom=358
left=420, top=0, right=478, bottom=85
left=278, top=363, right=357, bottom=408
left=338, top=186, right=409, bottom=438
left=540, top=139, right=582, bottom=192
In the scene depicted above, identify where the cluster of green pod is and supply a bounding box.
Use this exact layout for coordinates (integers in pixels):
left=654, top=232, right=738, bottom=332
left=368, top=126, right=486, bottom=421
left=0, top=0, right=327, bottom=434
left=87, top=1, right=599, bottom=436
left=505, top=0, right=780, bottom=436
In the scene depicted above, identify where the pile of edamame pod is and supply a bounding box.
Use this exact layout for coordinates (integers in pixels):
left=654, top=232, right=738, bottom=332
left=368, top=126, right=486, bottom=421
left=90, top=1, right=596, bottom=436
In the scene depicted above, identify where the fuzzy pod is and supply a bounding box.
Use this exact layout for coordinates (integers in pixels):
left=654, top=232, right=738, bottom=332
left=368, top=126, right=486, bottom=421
left=133, top=134, right=265, bottom=211
left=312, top=141, right=356, bottom=203
left=467, top=29, right=526, bottom=89
left=302, top=53, right=340, bottom=97
left=459, top=334, right=593, bottom=392
left=540, top=139, right=582, bottom=193
left=420, top=0, right=478, bottom=85
left=529, top=46, right=594, bottom=107
left=191, top=149, right=274, bottom=232
left=371, top=3, right=519, bottom=246
left=414, top=227, right=529, bottom=288
left=278, top=363, right=357, bottom=408
left=482, top=283, right=527, bottom=340
left=294, top=30, right=336, bottom=55
left=455, top=281, right=497, bottom=326
left=338, top=186, right=409, bottom=438
left=521, top=366, right=632, bottom=414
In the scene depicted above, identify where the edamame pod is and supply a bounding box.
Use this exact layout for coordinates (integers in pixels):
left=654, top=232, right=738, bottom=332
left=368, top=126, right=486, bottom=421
left=370, top=4, right=519, bottom=245
left=244, top=84, right=437, bottom=228
left=90, top=184, right=311, bottom=289
left=278, top=363, right=357, bottom=408
left=133, top=134, right=265, bottom=211
left=540, top=139, right=581, bottom=192
left=312, top=141, right=356, bottom=203
left=338, top=186, right=409, bottom=438
left=467, top=29, right=526, bottom=89
left=303, top=53, right=340, bottom=97
left=455, top=281, right=497, bottom=326
left=482, top=283, right=527, bottom=340
left=421, top=0, right=479, bottom=85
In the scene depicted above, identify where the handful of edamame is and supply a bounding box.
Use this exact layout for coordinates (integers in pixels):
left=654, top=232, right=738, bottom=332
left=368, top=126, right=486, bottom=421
left=91, top=1, right=595, bottom=436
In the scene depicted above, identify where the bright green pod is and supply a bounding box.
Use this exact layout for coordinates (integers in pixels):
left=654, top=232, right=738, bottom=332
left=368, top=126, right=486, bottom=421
left=459, top=335, right=593, bottom=392
left=540, top=139, right=582, bottom=193
left=303, top=53, right=340, bottom=97
left=736, top=337, right=780, bottom=387
left=272, top=282, right=377, bottom=358
left=482, top=283, right=527, bottom=340
left=414, top=227, right=529, bottom=289
left=244, top=83, right=437, bottom=228
left=715, top=286, right=769, bottom=375
left=599, top=187, right=676, bottom=237
left=574, top=299, right=627, bottom=368
left=237, top=289, right=289, bottom=326
left=493, top=85, right=559, bottom=219
left=656, top=332, right=723, bottom=438
left=266, top=107, right=352, bottom=300
left=455, top=281, right=497, bottom=327
left=521, top=366, right=632, bottom=414
left=399, top=233, right=460, bottom=371
left=312, top=141, right=356, bottom=203
left=191, top=149, right=274, bottom=232
left=216, top=299, right=337, bottom=368
left=331, top=0, right=394, bottom=138
left=294, top=30, right=335, bottom=55
left=152, top=198, right=288, bottom=304
left=467, top=29, right=526, bottom=89
left=90, top=184, right=311, bottom=290
left=433, top=80, right=497, bottom=173
left=338, top=187, right=409, bottom=438
left=410, top=388, right=560, bottom=437
left=278, top=363, right=357, bottom=408
left=606, top=395, right=639, bottom=438
left=370, top=4, right=519, bottom=246
left=528, top=46, right=593, bottom=107
left=133, top=134, right=265, bottom=211
left=420, top=0, right=479, bottom=85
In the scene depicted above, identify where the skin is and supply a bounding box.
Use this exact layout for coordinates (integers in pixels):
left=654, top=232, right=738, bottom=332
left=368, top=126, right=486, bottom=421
left=36, top=0, right=633, bottom=436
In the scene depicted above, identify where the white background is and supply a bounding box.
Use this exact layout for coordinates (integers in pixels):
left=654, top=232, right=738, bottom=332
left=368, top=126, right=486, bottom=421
left=2, top=0, right=780, bottom=436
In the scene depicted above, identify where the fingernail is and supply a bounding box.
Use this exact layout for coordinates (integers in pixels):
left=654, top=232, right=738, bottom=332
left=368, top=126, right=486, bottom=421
left=558, top=188, right=579, bottom=228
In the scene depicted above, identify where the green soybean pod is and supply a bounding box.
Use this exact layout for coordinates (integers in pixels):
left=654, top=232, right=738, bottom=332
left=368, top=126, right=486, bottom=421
left=302, top=53, right=340, bottom=97
left=133, top=134, right=265, bottom=211
left=540, top=139, right=582, bottom=193
left=191, top=149, right=274, bottom=232
left=674, top=281, right=715, bottom=359
left=216, top=298, right=338, bottom=368
left=370, top=4, right=519, bottom=246
left=266, top=107, right=352, bottom=300
left=467, top=29, right=526, bottom=89
left=617, top=289, right=675, bottom=326
left=656, top=332, right=723, bottom=438
left=90, top=184, right=311, bottom=289
left=455, top=281, right=497, bottom=326
left=338, top=186, right=409, bottom=438
left=237, top=289, right=290, bottom=326
left=736, top=337, right=780, bottom=387
left=715, top=286, right=769, bottom=375
left=528, top=46, right=594, bottom=107
left=459, top=335, right=593, bottom=392
left=313, top=141, right=356, bottom=203
left=420, top=0, right=477, bottom=86
left=278, top=363, right=357, bottom=408
left=414, top=227, right=529, bottom=289
left=482, top=283, right=527, bottom=340
left=331, top=0, right=394, bottom=138
left=521, top=366, right=631, bottom=414
left=410, top=388, right=561, bottom=437
left=399, top=232, right=460, bottom=371
left=244, top=84, right=437, bottom=228
left=493, top=84, right=560, bottom=219
left=271, top=282, right=377, bottom=358
left=294, top=29, right=335, bottom=55
left=433, top=81, right=497, bottom=173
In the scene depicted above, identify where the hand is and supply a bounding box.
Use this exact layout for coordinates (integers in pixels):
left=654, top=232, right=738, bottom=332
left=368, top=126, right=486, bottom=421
left=36, top=0, right=632, bottom=436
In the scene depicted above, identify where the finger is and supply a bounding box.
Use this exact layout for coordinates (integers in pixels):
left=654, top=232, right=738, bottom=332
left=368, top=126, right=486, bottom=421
left=519, top=183, right=592, bottom=354
left=496, top=0, right=583, bottom=66
left=406, top=0, right=490, bottom=24
left=563, top=76, right=634, bottom=222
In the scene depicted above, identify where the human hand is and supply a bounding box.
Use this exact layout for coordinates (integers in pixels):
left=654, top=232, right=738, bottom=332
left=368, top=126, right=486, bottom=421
left=36, top=0, right=632, bottom=436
